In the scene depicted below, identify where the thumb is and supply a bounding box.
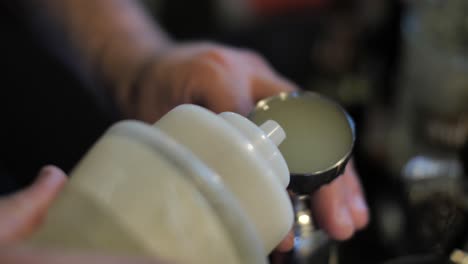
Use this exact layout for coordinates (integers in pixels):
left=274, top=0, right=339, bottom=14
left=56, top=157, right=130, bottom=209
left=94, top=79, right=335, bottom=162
left=0, top=166, right=67, bottom=244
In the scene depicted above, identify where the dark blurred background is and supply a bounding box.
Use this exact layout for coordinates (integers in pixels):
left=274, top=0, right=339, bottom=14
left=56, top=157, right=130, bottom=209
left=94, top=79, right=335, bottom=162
left=1, top=0, right=467, bottom=263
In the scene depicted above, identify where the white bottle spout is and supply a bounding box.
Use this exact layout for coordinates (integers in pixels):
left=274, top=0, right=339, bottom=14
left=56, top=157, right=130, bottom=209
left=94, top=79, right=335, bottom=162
left=259, top=120, right=286, bottom=147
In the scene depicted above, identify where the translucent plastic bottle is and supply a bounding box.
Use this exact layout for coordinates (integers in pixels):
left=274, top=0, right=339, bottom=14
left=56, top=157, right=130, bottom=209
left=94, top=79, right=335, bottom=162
left=30, top=104, right=293, bottom=264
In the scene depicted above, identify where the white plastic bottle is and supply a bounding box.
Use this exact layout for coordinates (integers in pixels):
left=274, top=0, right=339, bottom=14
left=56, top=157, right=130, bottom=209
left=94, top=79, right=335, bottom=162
left=30, top=104, right=293, bottom=264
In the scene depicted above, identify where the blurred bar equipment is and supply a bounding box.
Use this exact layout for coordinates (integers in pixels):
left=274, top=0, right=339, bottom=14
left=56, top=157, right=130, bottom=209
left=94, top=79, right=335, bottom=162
left=361, top=0, right=468, bottom=262
left=259, top=0, right=468, bottom=263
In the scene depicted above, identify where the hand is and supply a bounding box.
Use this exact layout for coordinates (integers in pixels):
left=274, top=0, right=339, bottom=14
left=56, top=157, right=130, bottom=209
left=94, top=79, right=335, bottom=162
left=0, top=166, right=67, bottom=245
left=121, top=42, right=369, bottom=251
left=276, top=161, right=369, bottom=252
left=311, top=161, right=369, bottom=240
left=0, top=167, right=172, bottom=263
left=121, top=42, right=298, bottom=122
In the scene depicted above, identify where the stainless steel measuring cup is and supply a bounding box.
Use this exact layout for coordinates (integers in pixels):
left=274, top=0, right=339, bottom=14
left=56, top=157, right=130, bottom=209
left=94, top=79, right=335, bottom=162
left=249, top=91, right=355, bottom=194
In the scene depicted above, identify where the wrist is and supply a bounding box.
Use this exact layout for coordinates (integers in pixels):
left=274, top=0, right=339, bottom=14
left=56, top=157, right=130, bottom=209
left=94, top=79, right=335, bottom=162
left=96, top=32, right=173, bottom=117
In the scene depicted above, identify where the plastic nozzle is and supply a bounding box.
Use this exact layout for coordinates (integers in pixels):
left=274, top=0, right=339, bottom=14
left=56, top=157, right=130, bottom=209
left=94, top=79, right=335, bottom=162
left=260, top=120, right=286, bottom=147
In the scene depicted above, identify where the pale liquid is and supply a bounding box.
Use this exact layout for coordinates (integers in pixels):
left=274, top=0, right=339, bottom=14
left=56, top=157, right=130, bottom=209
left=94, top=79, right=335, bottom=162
left=250, top=94, right=353, bottom=174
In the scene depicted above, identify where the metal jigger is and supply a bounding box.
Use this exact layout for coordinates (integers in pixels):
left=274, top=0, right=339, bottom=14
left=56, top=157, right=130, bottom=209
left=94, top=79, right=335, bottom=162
left=249, top=91, right=355, bottom=262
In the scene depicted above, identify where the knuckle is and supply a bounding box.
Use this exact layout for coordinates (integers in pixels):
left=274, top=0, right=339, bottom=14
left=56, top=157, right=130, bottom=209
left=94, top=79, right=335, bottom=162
left=188, top=59, right=228, bottom=91
left=192, top=59, right=224, bottom=81
left=240, top=49, right=268, bottom=66
left=198, top=47, right=230, bottom=67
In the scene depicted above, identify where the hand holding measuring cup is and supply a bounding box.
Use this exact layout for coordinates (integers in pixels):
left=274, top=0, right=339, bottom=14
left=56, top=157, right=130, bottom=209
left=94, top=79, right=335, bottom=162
left=250, top=91, right=369, bottom=244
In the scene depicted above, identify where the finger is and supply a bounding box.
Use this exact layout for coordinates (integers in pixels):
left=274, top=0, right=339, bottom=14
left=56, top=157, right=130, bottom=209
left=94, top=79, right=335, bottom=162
left=238, top=48, right=298, bottom=102
left=342, top=163, right=369, bottom=230
left=202, top=81, right=252, bottom=116
left=0, top=166, right=67, bottom=244
left=188, top=56, right=251, bottom=116
left=311, top=176, right=355, bottom=240
left=275, top=230, right=294, bottom=252
left=238, top=49, right=272, bottom=70
left=201, top=73, right=254, bottom=116
left=251, top=75, right=299, bottom=103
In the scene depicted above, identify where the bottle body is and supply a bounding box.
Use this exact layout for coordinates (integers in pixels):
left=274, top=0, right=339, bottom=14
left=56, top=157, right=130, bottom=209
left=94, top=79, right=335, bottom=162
left=30, top=105, right=292, bottom=264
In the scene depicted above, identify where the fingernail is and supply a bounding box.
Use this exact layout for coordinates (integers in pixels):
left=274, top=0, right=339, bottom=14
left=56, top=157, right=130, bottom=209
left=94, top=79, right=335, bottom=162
left=352, top=195, right=368, bottom=213
left=37, top=166, right=64, bottom=189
